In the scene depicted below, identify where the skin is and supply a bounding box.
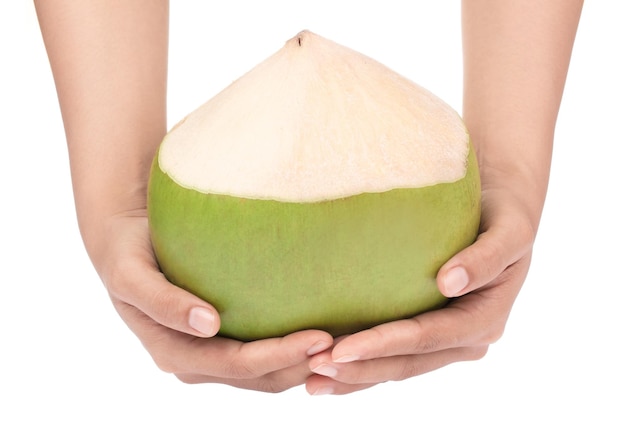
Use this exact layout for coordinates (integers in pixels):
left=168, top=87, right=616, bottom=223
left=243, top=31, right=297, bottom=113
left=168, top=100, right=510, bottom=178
left=305, top=0, right=584, bottom=395
left=34, top=0, right=583, bottom=394
left=35, top=0, right=333, bottom=392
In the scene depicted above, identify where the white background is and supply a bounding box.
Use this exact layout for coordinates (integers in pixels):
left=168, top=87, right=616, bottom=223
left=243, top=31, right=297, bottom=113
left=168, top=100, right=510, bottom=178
left=2, top=1, right=625, bottom=440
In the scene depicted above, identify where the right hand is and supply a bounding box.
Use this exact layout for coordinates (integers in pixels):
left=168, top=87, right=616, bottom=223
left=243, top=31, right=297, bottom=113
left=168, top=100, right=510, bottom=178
left=98, top=209, right=334, bottom=392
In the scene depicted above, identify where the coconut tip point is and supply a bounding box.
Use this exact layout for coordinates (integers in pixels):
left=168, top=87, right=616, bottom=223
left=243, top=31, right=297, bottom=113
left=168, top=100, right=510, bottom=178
left=289, top=30, right=316, bottom=48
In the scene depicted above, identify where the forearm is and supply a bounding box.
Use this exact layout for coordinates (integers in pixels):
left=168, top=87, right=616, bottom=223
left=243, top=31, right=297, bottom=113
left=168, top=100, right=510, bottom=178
left=462, top=0, right=582, bottom=231
left=34, top=0, right=168, bottom=264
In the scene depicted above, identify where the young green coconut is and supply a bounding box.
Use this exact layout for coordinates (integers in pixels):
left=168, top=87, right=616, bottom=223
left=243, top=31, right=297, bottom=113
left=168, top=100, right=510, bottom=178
left=148, top=30, right=481, bottom=341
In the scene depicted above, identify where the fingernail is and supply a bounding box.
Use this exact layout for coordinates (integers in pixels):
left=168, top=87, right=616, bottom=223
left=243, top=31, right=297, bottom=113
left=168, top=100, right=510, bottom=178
left=307, top=341, right=330, bottom=356
left=333, top=354, right=360, bottom=363
left=189, top=307, right=217, bottom=337
left=312, top=386, right=334, bottom=396
left=311, top=363, right=338, bottom=378
left=443, top=266, right=469, bottom=297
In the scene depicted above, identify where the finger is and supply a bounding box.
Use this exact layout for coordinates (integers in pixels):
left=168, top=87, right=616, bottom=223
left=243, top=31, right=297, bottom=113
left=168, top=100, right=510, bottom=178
left=184, top=330, right=333, bottom=379
left=322, top=301, right=480, bottom=363
left=326, top=255, right=530, bottom=363
left=176, top=359, right=315, bottom=393
left=308, top=345, right=489, bottom=391
left=437, top=208, right=535, bottom=298
left=116, top=300, right=333, bottom=379
left=306, top=374, right=376, bottom=396
left=98, top=214, right=222, bottom=338
left=107, top=255, right=222, bottom=338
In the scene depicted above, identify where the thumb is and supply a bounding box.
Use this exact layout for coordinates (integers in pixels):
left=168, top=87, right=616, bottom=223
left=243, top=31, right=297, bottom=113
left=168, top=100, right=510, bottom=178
left=106, top=258, right=221, bottom=338
left=437, top=220, right=534, bottom=298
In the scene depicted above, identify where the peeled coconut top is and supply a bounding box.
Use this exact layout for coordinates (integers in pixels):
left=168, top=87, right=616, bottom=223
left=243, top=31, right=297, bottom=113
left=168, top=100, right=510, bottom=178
left=159, top=30, right=469, bottom=202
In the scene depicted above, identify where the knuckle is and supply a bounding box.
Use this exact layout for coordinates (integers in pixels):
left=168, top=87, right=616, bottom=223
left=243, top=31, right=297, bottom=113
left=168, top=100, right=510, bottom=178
left=413, top=334, right=441, bottom=354
left=483, top=324, right=505, bottom=345
left=223, top=358, right=259, bottom=380
left=174, top=373, right=201, bottom=384
left=151, top=352, right=179, bottom=374
left=394, top=358, right=422, bottom=381
left=144, top=335, right=185, bottom=375
left=461, top=318, right=505, bottom=349
left=345, top=366, right=379, bottom=386
left=103, top=256, right=142, bottom=302
left=482, top=217, right=534, bottom=276
left=146, top=283, right=179, bottom=325
left=474, top=239, right=508, bottom=281
left=102, top=264, right=126, bottom=300
left=407, top=317, right=444, bottom=353
left=468, top=345, right=490, bottom=361
left=254, top=378, right=291, bottom=394
left=515, top=216, right=537, bottom=248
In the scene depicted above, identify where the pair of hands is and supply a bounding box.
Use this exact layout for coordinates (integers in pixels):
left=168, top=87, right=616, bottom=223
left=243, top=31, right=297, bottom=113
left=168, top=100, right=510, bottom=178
left=100, top=179, right=535, bottom=395
left=34, top=0, right=578, bottom=395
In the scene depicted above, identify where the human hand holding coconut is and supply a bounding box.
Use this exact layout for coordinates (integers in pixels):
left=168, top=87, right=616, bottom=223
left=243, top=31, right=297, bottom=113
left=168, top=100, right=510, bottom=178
left=35, top=0, right=334, bottom=393
left=304, top=0, right=583, bottom=395
left=305, top=178, right=535, bottom=395
left=101, top=212, right=334, bottom=391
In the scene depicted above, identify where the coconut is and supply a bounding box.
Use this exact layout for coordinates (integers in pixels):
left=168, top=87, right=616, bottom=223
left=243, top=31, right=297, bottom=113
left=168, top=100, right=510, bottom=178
left=147, top=30, right=480, bottom=341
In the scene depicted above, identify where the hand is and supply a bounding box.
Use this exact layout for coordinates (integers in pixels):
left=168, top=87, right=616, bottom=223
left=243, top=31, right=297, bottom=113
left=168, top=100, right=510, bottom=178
left=305, top=183, right=535, bottom=395
left=98, top=210, right=333, bottom=392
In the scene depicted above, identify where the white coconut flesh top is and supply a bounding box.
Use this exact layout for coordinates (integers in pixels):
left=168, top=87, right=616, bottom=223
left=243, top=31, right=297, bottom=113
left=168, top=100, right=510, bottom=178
left=160, top=31, right=469, bottom=203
